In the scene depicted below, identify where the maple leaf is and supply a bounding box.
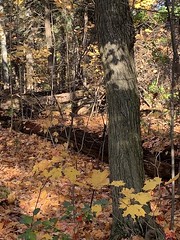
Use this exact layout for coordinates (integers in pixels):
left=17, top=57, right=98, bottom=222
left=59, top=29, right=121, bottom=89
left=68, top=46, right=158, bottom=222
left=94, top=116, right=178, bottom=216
left=143, top=177, right=161, bottom=191
left=42, top=169, right=49, bottom=178
left=52, top=155, right=63, bottom=163
left=42, top=168, right=62, bottom=179
left=87, top=169, right=109, bottom=189
left=123, top=204, right=146, bottom=219
left=121, top=188, right=135, bottom=198
left=133, top=0, right=156, bottom=10
left=165, top=173, right=180, bottom=185
left=110, top=180, right=125, bottom=187
left=63, top=166, right=80, bottom=184
left=75, top=180, right=86, bottom=187
left=49, top=168, right=62, bottom=179
left=33, top=160, right=51, bottom=174
left=119, top=197, right=131, bottom=209
left=133, top=192, right=152, bottom=205
left=91, top=204, right=102, bottom=216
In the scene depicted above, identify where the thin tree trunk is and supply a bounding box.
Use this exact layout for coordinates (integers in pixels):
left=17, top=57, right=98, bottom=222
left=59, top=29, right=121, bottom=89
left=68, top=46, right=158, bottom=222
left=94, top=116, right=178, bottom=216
left=59, top=25, right=67, bottom=90
left=26, top=52, right=34, bottom=91
left=0, top=4, right=9, bottom=88
left=44, top=2, right=55, bottom=92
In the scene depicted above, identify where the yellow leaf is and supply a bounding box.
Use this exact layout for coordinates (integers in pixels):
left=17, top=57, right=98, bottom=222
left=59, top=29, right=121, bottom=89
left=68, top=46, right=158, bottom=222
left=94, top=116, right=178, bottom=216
left=42, top=167, right=62, bottom=179
left=143, top=177, right=161, bottom=191
left=88, top=51, right=94, bottom=57
left=52, top=156, right=63, bottom=163
left=76, top=179, right=86, bottom=188
left=33, top=160, right=51, bottom=174
left=63, top=166, right=80, bottom=184
left=123, top=204, right=146, bottom=219
left=134, top=0, right=156, bottom=10
left=135, top=3, right=141, bottom=8
left=134, top=192, right=152, bottom=205
left=49, top=168, right=62, bottom=179
left=110, top=180, right=125, bottom=187
left=91, top=204, right=102, bottom=216
left=165, top=173, right=180, bottom=185
left=119, top=197, right=131, bottom=209
left=145, top=28, right=152, bottom=33
left=121, top=188, right=135, bottom=197
left=61, top=151, right=69, bottom=158
left=87, top=169, right=109, bottom=189
left=14, top=0, right=24, bottom=5
left=42, top=169, right=49, bottom=178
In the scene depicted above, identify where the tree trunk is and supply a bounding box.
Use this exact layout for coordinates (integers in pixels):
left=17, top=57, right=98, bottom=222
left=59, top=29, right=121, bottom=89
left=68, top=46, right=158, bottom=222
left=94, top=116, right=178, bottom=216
left=0, top=4, right=9, bottom=88
left=59, top=25, right=67, bottom=90
left=26, top=52, right=34, bottom=91
left=95, top=1, right=164, bottom=239
left=44, top=2, right=55, bottom=91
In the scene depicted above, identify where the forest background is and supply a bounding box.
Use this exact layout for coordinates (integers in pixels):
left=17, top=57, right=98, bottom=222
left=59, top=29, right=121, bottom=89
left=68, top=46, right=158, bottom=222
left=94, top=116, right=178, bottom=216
left=0, top=0, right=179, bottom=239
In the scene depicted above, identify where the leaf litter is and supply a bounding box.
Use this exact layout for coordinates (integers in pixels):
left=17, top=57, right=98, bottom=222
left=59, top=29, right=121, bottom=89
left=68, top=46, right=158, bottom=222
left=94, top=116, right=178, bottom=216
left=0, top=117, right=179, bottom=239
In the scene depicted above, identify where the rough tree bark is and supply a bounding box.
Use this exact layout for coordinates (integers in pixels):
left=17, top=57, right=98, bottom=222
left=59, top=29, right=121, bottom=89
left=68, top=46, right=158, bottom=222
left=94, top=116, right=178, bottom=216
left=95, top=1, right=165, bottom=239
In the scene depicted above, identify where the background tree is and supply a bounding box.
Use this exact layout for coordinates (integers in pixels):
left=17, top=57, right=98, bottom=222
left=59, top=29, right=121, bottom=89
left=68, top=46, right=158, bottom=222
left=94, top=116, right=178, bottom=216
left=0, top=0, right=9, bottom=88
left=95, top=1, right=165, bottom=239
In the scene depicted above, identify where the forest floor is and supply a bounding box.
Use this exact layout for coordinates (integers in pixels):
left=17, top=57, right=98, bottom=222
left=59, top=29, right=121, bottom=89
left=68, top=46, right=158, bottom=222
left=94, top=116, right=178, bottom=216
left=0, top=111, right=179, bottom=240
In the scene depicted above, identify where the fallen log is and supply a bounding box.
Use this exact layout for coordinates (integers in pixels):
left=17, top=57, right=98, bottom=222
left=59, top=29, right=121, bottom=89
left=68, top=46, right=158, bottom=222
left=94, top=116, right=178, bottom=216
left=0, top=90, right=89, bottom=118
left=12, top=120, right=179, bottom=179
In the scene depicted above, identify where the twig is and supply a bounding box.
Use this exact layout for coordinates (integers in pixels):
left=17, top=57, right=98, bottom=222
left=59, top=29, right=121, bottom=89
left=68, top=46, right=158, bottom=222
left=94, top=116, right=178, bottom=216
left=30, top=178, right=49, bottom=229
left=90, top=189, right=95, bottom=208
left=165, top=0, right=179, bottom=230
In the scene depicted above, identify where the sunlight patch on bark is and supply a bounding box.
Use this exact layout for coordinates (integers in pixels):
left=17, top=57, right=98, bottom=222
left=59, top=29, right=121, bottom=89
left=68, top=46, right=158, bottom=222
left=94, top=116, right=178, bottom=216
left=100, top=42, right=136, bottom=90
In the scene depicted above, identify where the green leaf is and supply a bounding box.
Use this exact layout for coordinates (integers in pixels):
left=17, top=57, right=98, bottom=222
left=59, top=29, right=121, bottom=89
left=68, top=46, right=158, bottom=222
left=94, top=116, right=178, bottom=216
left=42, top=220, right=52, bottom=227
left=33, top=220, right=42, bottom=226
left=33, top=208, right=40, bottom=216
left=49, top=218, right=58, bottom=224
left=84, top=212, right=93, bottom=222
left=94, top=199, right=109, bottom=206
left=52, top=236, right=59, bottom=240
left=61, top=215, right=70, bottom=220
left=63, top=201, right=74, bottom=212
left=61, top=234, right=71, bottom=240
left=20, top=215, right=33, bottom=226
left=19, top=229, right=37, bottom=240
left=63, top=201, right=71, bottom=208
